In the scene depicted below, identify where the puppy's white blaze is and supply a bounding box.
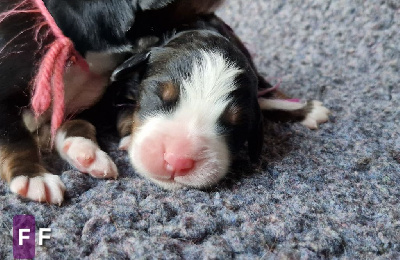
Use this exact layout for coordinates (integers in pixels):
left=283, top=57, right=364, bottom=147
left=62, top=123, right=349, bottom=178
left=179, top=51, right=242, bottom=122
left=129, top=51, right=240, bottom=189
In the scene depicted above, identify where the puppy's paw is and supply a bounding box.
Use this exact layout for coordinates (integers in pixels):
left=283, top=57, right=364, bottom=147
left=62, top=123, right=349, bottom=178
left=301, top=101, right=330, bottom=129
left=59, top=137, right=118, bottom=179
left=10, top=173, right=65, bottom=205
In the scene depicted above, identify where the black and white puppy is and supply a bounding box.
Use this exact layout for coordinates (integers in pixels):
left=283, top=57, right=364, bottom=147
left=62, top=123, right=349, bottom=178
left=0, top=0, right=223, bottom=204
left=112, top=14, right=330, bottom=189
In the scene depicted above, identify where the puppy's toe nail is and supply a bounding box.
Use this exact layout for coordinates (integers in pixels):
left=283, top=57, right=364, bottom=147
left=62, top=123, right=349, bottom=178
left=86, top=150, right=118, bottom=179
left=301, top=118, right=318, bottom=129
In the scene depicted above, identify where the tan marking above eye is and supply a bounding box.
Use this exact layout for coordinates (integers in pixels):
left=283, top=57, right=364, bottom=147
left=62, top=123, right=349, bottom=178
left=223, top=104, right=242, bottom=125
left=160, top=82, right=178, bottom=102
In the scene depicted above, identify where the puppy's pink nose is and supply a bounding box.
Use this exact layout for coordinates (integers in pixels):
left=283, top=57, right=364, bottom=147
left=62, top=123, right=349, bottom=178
left=164, top=153, right=195, bottom=176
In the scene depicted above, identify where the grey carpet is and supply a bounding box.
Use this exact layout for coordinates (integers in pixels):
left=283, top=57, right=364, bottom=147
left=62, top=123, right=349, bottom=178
left=1, top=0, right=399, bottom=259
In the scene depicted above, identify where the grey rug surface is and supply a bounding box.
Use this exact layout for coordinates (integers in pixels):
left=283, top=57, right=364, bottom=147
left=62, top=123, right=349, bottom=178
left=1, top=0, right=399, bottom=259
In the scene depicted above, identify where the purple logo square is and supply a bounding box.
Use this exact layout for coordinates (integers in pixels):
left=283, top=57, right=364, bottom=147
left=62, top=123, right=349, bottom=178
left=13, top=215, right=35, bottom=259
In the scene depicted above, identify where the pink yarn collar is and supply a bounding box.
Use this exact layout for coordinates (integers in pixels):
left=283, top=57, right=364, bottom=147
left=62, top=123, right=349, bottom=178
left=1, top=0, right=89, bottom=137
left=30, top=0, right=89, bottom=137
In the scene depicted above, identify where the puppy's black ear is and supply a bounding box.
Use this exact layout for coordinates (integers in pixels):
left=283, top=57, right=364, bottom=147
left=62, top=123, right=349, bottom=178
left=111, top=52, right=150, bottom=82
left=247, top=104, right=264, bottom=163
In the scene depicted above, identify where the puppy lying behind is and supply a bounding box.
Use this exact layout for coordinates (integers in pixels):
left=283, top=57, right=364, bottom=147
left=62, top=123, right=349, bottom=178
left=0, top=0, right=224, bottom=204
left=111, top=14, right=330, bottom=189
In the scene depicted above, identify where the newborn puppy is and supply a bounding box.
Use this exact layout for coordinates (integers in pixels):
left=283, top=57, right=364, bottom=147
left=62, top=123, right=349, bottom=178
left=113, top=14, right=330, bottom=189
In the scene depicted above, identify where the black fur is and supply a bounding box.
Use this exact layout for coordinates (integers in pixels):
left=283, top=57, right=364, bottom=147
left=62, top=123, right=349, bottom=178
left=44, top=0, right=136, bottom=54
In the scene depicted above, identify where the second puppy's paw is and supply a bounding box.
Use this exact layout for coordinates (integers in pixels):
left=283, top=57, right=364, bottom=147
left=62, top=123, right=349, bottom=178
left=301, top=101, right=330, bottom=129
left=10, top=173, right=66, bottom=205
left=58, top=137, right=118, bottom=179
